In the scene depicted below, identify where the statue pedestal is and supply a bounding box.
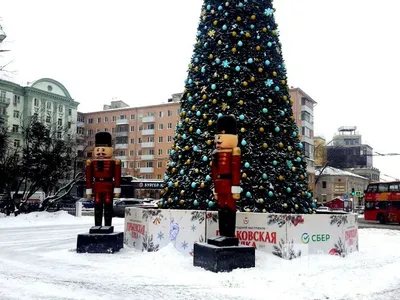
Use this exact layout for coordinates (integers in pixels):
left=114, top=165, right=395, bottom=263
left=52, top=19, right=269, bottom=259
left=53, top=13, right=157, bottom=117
left=76, top=226, right=124, bottom=254
left=193, top=237, right=255, bottom=273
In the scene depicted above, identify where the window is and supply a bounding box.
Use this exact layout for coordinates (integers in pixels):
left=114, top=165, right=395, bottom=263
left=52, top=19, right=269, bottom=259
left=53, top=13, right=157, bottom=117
left=130, top=126, right=135, bottom=132
left=159, top=111, right=163, bottom=118
left=301, top=111, right=312, bottom=123
left=158, top=149, right=163, bottom=156
left=34, top=98, right=39, bottom=106
left=130, top=114, right=135, bottom=120
left=168, top=122, right=172, bottom=129
left=147, top=136, right=154, bottom=142
left=130, top=138, right=135, bottom=144
left=139, top=125, right=143, bottom=131
left=167, top=136, right=172, bottom=143
left=59, top=105, right=63, bottom=113
left=157, top=174, right=162, bottom=179
left=104, top=117, right=108, bottom=123
left=112, top=116, right=116, bottom=122
left=58, top=119, right=63, bottom=126
left=88, top=118, right=93, bottom=124
left=137, top=162, right=141, bottom=168
left=46, top=102, right=52, bottom=109
left=158, top=136, right=163, bottom=143
left=147, top=112, right=154, bottom=116
left=146, top=161, right=153, bottom=168
left=46, top=116, right=51, bottom=123
left=57, top=132, right=62, bottom=139
left=167, top=149, right=171, bottom=155
left=129, top=150, right=134, bottom=156
left=112, top=128, right=115, bottom=133
left=157, top=161, right=163, bottom=168
left=97, top=117, right=101, bottom=123
left=378, top=184, right=389, bottom=192
left=105, top=128, right=109, bottom=132
left=138, top=150, right=142, bottom=155
left=88, top=129, right=93, bottom=135
left=168, top=110, right=172, bottom=116
left=129, top=162, right=134, bottom=168
left=68, top=109, right=72, bottom=116
left=147, top=124, right=155, bottom=130
left=158, top=124, right=164, bottom=130
left=14, top=139, right=20, bottom=147
left=148, top=149, right=155, bottom=155
left=12, top=125, right=18, bottom=133
left=366, top=184, right=378, bottom=192
left=389, top=184, right=400, bottom=192
left=13, top=95, right=20, bottom=104
left=138, top=138, right=142, bottom=144
left=322, top=181, right=327, bottom=189
left=120, top=114, right=126, bottom=120
left=67, top=122, right=71, bottom=129
left=13, top=110, right=19, bottom=118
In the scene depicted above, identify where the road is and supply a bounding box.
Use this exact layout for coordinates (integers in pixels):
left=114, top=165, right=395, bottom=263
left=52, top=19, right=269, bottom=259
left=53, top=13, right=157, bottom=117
left=358, top=217, right=400, bottom=230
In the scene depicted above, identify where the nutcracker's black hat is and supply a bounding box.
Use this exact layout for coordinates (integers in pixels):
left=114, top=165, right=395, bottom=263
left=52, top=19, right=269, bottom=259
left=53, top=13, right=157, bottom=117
left=216, top=115, right=237, bottom=135
left=95, top=132, right=112, bottom=147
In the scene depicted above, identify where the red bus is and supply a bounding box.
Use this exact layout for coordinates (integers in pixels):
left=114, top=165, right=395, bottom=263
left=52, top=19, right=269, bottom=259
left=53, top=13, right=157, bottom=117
left=364, top=181, right=400, bottom=224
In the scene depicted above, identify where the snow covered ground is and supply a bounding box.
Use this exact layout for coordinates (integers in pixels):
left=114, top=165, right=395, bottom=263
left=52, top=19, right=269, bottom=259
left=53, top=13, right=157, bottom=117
left=1, top=211, right=400, bottom=300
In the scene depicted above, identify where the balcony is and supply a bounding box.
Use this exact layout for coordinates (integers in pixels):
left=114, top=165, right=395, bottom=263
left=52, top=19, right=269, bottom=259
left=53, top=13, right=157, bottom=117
left=76, top=133, right=85, bottom=140
left=141, top=154, right=155, bottom=160
left=116, top=119, right=129, bottom=125
left=115, top=144, right=128, bottom=149
left=115, top=155, right=127, bottom=161
left=142, top=116, right=155, bottom=123
left=0, top=97, right=10, bottom=106
left=141, top=142, right=155, bottom=148
left=141, top=129, right=155, bottom=135
left=140, top=167, right=154, bottom=173
left=76, top=121, right=85, bottom=128
left=116, top=131, right=129, bottom=137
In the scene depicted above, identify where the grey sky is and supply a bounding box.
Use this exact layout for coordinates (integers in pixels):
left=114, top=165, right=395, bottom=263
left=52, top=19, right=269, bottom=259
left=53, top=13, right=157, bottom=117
left=2, top=0, right=400, bottom=179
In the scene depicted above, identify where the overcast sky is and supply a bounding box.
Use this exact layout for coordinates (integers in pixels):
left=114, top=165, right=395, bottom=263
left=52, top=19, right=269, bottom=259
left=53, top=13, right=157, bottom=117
left=2, top=0, right=400, bottom=179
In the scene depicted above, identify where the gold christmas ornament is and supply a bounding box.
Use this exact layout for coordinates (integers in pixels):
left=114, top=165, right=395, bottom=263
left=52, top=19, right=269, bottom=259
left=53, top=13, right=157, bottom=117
left=258, top=67, right=263, bottom=73
left=281, top=80, right=286, bottom=85
left=208, top=120, right=213, bottom=126
left=184, top=145, right=189, bottom=151
left=202, top=94, right=207, bottom=100
left=195, top=168, right=199, bottom=173
left=251, top=15, right=256, bottom=20
left=209, top=54, right=214, bottom=59
left=268, top=98, right=273, bottom=103
left=213, top=20, right=218, bottom=26
left=256, top=45, right=261, bottom=51
left=212, top=98, right=217, bottom=104
left=295, top=204, right=299, bottom=209
left=262, top=209, right=267, bottom=213
left=189, top=126, right=193, bottom=132
left=206, top=139, right=212, bottom=145
left=179, top=200, right=184, bottom=205
left=239, top=100, right=244, bottom=105
left=279, top=175, right=284, bottom=181
left=203, top=114, right=207, bottom=119
left=191, top=105, right=196, bottom=110
left=279, top=142, right=284, bottom=148
left=272, top=30, right=276, bottom=35
left=172, top=168, right=176, bottom=173
left=211, top=9, right=215, bottom=14
left=259, top=127, right=264, bottom=133
left=283, top=95, right=288, bottom=101
left=263, top=143, right=268, bottom=148
left=224, top=74, right=229, bottom=79
left=232, top=31, right=237, bottom=37
left=250, top=77, right=255, bottom=82
left=242, top=173, right=247, bottom=179
left=180, top=190, right=185, bottom=195
left=292, top=167, right=296, bottom=172
left=232, top=47, right=237, bottom=53
left=240, top=127, right=245, bottom=133
left=225, top=1, right=229, bottom=6
left=168, top=198, right=172, bottom=203
left=200, top=182, right=205, bottom=188
left=194, top=66, right=199, bottom=71
left=272, top=71, right=277, bottom=76
left=282, top=203, right=288, bottom=208
left=186, top=159, right=191, bottom=164
left=243, top=81, right=248, bottom=87
left=258, top=199, right=264, bottom=204
left=262, top=27, right=267, bottom=32
left=237, top=16, right=242, bottom=22
left=177, top=134, right=181, bottom=139
left=245, top=32, right=251, bottom=38
left=288, top=146, right=293, bottom=151
left=174, top=182, right=179, bottom=187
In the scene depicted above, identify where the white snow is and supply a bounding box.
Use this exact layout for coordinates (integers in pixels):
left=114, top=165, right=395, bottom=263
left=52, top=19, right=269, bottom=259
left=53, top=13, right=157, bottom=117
left=316, top=166, right=368, bottom=179
left=1, top=212, right=400, bottom=300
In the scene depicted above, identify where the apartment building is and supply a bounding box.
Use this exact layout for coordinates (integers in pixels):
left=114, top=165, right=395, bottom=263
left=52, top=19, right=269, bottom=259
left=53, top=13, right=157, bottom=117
left=0, top=78, right=79, bottom=147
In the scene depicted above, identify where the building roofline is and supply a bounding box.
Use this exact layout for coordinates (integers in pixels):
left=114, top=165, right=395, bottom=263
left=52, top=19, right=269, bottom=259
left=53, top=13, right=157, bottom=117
left=30, top=78, right=73, bottom=99
left=81, top=101, right=180, bottom=114
left=290, top=87, right=317, bottom=104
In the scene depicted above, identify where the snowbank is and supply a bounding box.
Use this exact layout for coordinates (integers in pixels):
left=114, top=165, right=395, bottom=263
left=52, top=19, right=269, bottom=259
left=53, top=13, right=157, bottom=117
left=0, top=211, right=123, bottom=228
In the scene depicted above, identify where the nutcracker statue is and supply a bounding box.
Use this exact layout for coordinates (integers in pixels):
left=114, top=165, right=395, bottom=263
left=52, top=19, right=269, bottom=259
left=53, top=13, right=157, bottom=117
left=211, top=115, right=241, bottom=242
left=85, top=132, right=121, bottom=227
left=193, top=115, right=255, bottom=272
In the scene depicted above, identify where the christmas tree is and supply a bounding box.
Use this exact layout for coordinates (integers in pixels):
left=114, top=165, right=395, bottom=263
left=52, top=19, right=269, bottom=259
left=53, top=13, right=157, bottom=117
left=160, top=0, right=315, bottom=214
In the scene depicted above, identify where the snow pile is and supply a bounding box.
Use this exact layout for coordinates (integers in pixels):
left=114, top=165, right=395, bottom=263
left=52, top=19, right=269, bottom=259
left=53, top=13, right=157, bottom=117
left=0, top=210, right=94, bottom=228
left=0, top=212, right=6, bottom=218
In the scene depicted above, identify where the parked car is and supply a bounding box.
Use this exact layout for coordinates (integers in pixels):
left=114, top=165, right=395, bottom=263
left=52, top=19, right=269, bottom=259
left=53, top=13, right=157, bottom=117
left=78, top=198, right=94, bottom=209
left=113, top=198, right=157, bottom=218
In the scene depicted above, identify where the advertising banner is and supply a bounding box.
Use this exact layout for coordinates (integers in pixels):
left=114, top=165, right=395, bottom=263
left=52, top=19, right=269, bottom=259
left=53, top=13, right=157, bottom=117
left=342, top=213, right=359, bottom=255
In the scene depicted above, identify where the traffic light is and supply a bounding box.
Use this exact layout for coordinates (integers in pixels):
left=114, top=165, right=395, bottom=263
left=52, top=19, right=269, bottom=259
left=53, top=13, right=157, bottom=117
left=351, top=188, right=355, bottom=196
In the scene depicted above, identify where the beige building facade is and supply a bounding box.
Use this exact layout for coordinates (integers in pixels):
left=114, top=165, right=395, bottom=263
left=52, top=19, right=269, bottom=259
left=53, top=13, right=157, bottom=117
left=82, top=88, right=316, bottom=182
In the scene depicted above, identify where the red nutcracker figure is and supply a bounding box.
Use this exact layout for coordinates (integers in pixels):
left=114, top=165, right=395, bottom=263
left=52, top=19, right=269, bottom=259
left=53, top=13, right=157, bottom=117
left=212, top=115, right=241, bottom=240
left=86, top=132, right=121, bottom=227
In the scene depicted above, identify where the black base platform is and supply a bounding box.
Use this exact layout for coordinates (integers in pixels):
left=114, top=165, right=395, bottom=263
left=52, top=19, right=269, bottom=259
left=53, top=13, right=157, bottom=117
left=193, top=242, right=255, bottom=273
left=76, top=227, right=123, bottom=254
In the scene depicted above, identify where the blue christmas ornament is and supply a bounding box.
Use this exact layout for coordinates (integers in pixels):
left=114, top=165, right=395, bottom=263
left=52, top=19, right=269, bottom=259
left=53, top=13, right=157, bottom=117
left=268, top=191, right=274, bottom=197
left=188, top=96, right=193, bottom=102
left=215, top=58, right=221, bottom=64
left=182, top=134, right=187, bottom=139
left=296, top=157, right=302, bottom=162
left=227, top=91, right=232, bottom=97
left=257, top=35, right=260, bottom=39
left=244, top=162, right=250, bottom=168
left=168, top=181, right=173, bottom=187
left=298, top=143, right=303, bottom=148
left=235, top=79, right=240, bottom=83
left=170, top=162, right=176, bottom=167
left=218, top=5, right=223, bottom=10
left=246, top=192, right=252, bottom=198
left=206, top=175, right=211, bottom=181
left=238, top=41, right=243, bottom=47
left=211, top=84, right=216, bottom=90
left=171, top=150, right=175, bottom=155
left=239, top=114, right=245, bottom=120
left=222, top=25, right=227, bottom=30
left=203, top=26, right=208, bottom=30
left=193, top=146, right=198, bottom=151
left=238, top=2, right=244, bottom=7
left=260, top=97, right=265, bottom=100
left=265, top=60, right=271, bottom=65
left=262, top=173, right=268, bottom=179
left=218, top=113, right=223, bottom=118
left=188, top=79, right=193, bottom=84
left=208, top=201, right=215, bottom=208
left=196, top=111, right=200, bottom=117
left=191, top=182, right=197, bottom=188
left=164, top=175, right=169, bottom=180
left=250, top=25, right=255, bottom=29
left=205, top=104, right=208, bottom=108
left=196, top=31, right=201, bottom=37
left=292, top=131, right=297, bottom=137
left=272, top=160, right=278, bottom=166
left=235, top=66, right=241, bottom=71
left=274, top=86, right=280, bottom=92
left=262, top=108, right=268, bottom=113
left=224, top=12, right=228, bottom=16
left=196, top=129, right=201, bottom=134
left=202, top=156, right=208, bottom=161
left=267, top=42, right=272, bottom=47
left=241, top=139, right=247, bottom=146
left=286, top=187, right=291, bottom=193
left=194, top=57, right=199, bottom=63
left=248, top=58, right=254, bottom=64
left=274, top=126, right=280, bottom=132
left=201, top=66, right=206, bottom=73
left=180, top=170, right=184, bottom=175
left=280, top=110, right=285, bottom=116
left=206, top=4, right=211, bottom=10
left=193, top=200, right=199, bottom=206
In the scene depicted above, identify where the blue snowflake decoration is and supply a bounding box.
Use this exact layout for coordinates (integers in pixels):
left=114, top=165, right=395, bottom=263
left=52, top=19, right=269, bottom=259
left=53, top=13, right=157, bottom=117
left=191, top=224, right=196, bottom=232
left=181, top=241, right=188, bottom=250
left=157, top=231, right=164, bottom=241
left=264, top=8, right=274, bottom=16
left=265, top=79, right=273, bottom=87
left=222, top=60, right=230, bottom=68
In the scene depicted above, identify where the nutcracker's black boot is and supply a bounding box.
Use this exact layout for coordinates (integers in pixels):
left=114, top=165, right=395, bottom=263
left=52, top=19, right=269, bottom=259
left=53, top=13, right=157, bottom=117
left=104, top=203, right=113, bottom=226
left=218, top=207, right=236, bottom=237
left=94, top=203, right=103, bottom=226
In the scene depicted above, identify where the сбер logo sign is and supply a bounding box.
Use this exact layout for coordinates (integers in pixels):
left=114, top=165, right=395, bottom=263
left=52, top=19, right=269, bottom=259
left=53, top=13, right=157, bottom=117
left=301, top=232, right=310, bottom=244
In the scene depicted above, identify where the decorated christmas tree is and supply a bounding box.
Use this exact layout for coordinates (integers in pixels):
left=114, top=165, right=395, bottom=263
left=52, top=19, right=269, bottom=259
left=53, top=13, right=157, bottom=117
left=160, top=0, right=315, bottom=214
